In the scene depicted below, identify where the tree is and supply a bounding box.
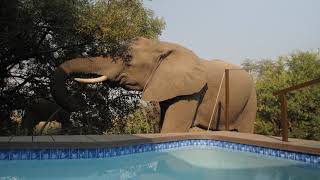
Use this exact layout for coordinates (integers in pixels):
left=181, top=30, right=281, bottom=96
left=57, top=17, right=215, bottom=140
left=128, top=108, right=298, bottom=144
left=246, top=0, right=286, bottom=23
left=242, top=50, right=320, bottom=140
left=0, top=0, right=165, bottom=135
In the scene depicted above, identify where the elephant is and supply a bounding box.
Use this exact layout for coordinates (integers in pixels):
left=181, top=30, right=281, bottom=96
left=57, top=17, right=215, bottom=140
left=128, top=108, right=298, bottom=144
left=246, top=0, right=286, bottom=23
left=21, top=98, right=70, bottom=135
left=50, top=37, right=256, bottom=133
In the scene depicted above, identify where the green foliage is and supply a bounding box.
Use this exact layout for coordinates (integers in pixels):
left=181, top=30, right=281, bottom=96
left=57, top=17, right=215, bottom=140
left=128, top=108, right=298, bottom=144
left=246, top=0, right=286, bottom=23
left=0, top=0, right=164, bottom=135
left=254, top=117, right=274, bottom=136
left=105, top=102, right=160, bottom=134
left=77, top=0, right=164, bottom=56
left=242, top=50, right=320, bottom=140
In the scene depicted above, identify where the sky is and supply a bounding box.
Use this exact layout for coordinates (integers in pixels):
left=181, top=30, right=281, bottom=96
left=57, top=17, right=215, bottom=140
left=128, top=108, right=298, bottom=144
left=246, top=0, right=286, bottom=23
left=143, top=0, right=320, bottom=64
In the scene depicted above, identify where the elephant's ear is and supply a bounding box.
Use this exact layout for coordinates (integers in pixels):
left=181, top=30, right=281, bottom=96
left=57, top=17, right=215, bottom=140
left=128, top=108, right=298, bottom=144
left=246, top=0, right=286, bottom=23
left=142, top=48, right=207, bottom=102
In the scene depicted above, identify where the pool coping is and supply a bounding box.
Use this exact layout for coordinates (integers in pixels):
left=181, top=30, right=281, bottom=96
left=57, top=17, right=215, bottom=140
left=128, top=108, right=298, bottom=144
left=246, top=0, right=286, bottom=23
left=0, top=131, right=319, bottom=155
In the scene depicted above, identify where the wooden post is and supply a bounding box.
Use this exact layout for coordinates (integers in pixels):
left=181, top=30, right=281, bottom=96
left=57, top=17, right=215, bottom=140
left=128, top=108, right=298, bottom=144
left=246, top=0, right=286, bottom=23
left=280, top=93, right=288, bottom=142
left=273, top=77, right=320, bottom=141
left=225, top=69, right=229, bottom=131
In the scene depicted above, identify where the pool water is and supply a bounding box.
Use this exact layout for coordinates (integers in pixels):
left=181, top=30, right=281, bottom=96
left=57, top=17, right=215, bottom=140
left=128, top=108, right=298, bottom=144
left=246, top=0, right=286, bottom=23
left=0, top=148, right=319, bottom=180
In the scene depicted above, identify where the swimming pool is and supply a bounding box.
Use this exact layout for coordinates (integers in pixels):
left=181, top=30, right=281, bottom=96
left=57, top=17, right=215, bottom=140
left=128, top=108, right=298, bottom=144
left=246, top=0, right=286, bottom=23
left=0, top=139, right=319, bottom=180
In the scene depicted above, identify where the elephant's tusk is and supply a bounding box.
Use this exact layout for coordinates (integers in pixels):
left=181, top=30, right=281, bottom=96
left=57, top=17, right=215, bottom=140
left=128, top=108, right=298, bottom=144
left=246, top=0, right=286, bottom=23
left=74, top=75, right=108, bottom=83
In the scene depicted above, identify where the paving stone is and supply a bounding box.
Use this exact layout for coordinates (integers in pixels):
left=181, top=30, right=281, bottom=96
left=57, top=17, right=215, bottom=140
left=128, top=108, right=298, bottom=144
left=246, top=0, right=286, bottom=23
left=10, top=136, right=32, bottom=142
left=86, top=134, right=142, bottom=142
left=0, top=136, right=12, bottom=143
left=33, top=136, right=54, bottom=142
left=52, top=135, right=94, bottom=142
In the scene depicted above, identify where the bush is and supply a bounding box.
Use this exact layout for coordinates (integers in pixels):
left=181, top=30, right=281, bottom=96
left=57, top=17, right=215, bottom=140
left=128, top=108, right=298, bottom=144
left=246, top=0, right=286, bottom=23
left=243, top=50, right=320, bottom=140
left=105, top=102, right=160, bottom=134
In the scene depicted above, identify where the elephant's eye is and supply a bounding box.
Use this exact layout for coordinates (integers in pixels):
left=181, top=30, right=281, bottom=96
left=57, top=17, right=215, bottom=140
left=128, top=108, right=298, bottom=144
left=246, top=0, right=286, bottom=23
left=124, top=54, right=133, bottom=61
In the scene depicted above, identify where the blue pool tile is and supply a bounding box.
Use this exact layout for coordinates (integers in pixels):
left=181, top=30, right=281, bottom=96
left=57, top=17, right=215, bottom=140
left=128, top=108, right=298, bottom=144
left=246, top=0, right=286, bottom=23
left=142, top=145, right=147, bottom=151
left=299, top=154, right=306, bottom=162
left=149, top=144, right=153, bottom=149
left=62, top=149, right=70, bottom=159
left=9, top=149, right=20, bottom=160
left=50, top=149, right=59, bottom=159
left=219, top=141, right=223, bottom=146
left=312, top=156, right=319, bottom=164
left=294, top=153, right=301, bottom=161
left=69, top=149, right=78, bottom=159
left=88, top=149, right=97, bottom=158
left=20, top=149, right=31, bottom=160
left=124, top=147, right=131, bottom=155
left=288, top=152, right=295, bottom=160
left=258, top=148, right=264, bottom=154
left=79, top=149, right=88, bottom=159
left=108, top=148, right=114, bottom=157
left=119, top=147, right=125, bottom=155
left=111, top=148, right=118, bottom=157
left=232, top=143, right=237, bottom=150
left=137, top=146, right=143, bottom=153
left=142, top=145, right=147, bottom=152
left=114, top=148, right=120, bottom=156
left=280, top=151, right=286, bottom=158
left=97, top=148, right=104, bottom=158
left=0, top=150, right=8, bottom=160
left=170, top=143, right=174, bottom=148
left=154, top=144, right=160, bottom=151
left=40, top=149, right=50, bottom=160
left=213, top=141, right=220, bottom=147
left=131, top=145, right=138, bottom=152
left=30, top=149, right=41, bottom=160
left=305, top=155, right=311, bottom=163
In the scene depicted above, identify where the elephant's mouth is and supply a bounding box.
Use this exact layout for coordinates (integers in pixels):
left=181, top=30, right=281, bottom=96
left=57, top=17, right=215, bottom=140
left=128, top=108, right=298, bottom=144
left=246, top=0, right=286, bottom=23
left=117, top=75, right=140, bottom=90
left=116, top=73, right=130, bottom=86
left=120, top=77, right=137, bottom=87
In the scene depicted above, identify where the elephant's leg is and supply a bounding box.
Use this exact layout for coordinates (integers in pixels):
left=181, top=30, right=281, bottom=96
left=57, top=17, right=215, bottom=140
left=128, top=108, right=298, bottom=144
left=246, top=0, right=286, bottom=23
left=21, top=112, right=36, bottom=135
left=159, top=102, right=169, bottom=132
left=160, top=98, right=199, bottom=133
left=233, top=89, right=257, bottom=133
left=55, top=110, right=71, bottom=134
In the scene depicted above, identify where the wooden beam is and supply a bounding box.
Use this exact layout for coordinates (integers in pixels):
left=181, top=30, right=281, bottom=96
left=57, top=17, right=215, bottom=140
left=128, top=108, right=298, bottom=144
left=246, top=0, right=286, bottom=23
left=225, top=69, right=230, bottom=131
left=273, top=78, right=320, bottom=96
left=280, top=94, right=288, bottom=142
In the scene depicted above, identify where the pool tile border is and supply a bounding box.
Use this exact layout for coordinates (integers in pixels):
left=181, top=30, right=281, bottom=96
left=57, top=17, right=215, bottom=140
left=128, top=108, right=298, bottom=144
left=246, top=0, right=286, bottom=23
left=0, top=139, right=319, bottom=164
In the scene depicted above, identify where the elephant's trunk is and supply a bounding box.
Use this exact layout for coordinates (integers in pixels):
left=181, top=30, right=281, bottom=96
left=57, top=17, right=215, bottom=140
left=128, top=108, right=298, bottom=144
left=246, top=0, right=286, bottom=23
left=50, top=58, right=104, bottom=112
left=50, top=67, right=75, bottom=112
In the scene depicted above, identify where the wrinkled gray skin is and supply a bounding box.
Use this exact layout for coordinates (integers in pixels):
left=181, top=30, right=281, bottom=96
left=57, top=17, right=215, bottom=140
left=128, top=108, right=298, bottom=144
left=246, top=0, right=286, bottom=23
left=21, top=99, right=70, bottom=135
left=51, top=37, right=256, bottom=133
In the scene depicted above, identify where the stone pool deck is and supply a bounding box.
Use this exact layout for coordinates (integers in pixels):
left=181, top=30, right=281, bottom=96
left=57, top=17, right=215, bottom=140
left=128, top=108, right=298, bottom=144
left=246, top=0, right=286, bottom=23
left=0, top=131, right=319, bottom=155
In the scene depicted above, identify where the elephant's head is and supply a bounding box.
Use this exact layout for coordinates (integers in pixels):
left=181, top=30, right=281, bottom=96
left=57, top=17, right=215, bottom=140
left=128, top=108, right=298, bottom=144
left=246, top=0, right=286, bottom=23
left=50, top=37, right=207, bottom=111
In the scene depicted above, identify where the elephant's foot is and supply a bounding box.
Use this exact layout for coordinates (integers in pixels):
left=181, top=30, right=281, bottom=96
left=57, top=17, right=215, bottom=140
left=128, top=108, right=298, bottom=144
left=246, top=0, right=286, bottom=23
left=189, top=126, right=206, bottom=132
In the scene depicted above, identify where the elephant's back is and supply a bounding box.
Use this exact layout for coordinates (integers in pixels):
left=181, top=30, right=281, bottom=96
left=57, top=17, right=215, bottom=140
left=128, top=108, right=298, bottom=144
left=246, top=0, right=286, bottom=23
left=195, top=60, right=253, bottom=130
left=202, top=59, right=252, bottom=92
left=201, top=59, right=242, bottom=85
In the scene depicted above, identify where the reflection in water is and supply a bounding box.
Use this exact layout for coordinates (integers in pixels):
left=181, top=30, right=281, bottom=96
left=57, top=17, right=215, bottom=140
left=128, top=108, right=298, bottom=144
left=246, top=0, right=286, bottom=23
left=0, top=149, right=319, bottom=180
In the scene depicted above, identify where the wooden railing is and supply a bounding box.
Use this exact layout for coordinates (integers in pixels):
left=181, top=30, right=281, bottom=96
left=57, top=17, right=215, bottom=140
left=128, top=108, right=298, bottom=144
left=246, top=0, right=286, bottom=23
left=273, top=78, right=320, bottom=141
